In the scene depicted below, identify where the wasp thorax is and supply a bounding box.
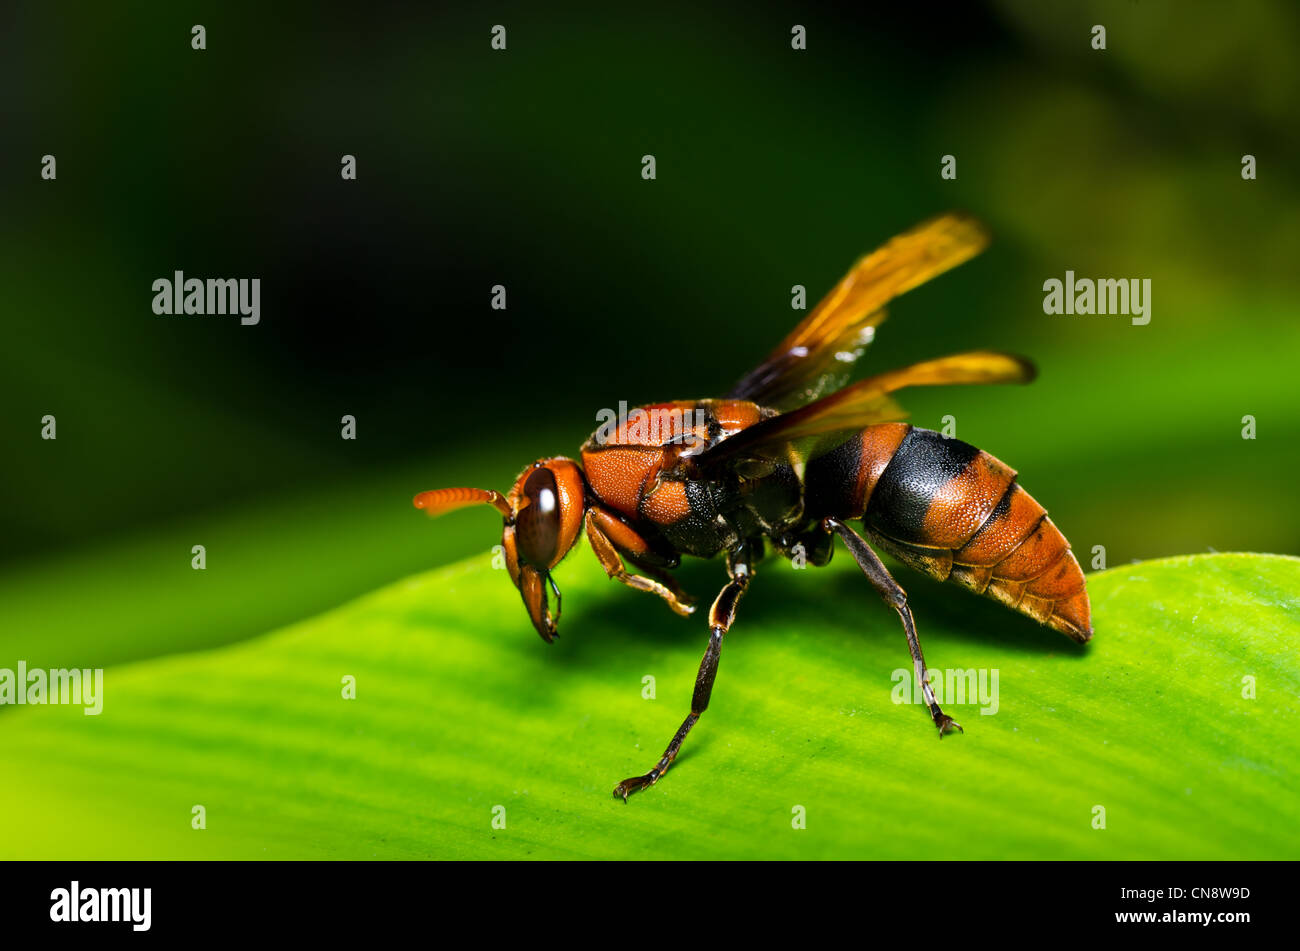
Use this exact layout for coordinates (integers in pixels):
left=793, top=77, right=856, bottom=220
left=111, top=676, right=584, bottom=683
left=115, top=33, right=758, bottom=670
left=516, top=467, right=561, bottom=567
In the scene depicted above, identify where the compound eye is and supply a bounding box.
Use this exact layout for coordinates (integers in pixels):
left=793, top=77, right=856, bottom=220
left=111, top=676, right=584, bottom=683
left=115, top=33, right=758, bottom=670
left=516, top=467, right=560, bottom=567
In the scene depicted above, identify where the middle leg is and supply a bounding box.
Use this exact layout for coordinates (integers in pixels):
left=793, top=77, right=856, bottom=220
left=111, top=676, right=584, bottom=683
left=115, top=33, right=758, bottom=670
left=612, top=542, right=755, bottom=801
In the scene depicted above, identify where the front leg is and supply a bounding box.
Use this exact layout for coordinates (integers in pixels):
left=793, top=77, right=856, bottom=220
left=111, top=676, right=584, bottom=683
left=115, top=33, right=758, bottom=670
left=585, top=507, right=695, bottom=616
left=613, top=543, right=754, bottom=801
left=823, top=517, right=962, bottom=737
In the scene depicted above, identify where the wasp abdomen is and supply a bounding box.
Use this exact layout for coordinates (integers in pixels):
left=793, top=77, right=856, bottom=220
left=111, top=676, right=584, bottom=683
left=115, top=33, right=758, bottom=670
left=838, top=426, right=1092, bottom=643
left=803, top=422, right=911, bottom=521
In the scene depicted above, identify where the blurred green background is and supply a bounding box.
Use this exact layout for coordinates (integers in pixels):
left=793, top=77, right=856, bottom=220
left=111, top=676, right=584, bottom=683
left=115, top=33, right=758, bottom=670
left=2, top=0, right=1297, bottom=679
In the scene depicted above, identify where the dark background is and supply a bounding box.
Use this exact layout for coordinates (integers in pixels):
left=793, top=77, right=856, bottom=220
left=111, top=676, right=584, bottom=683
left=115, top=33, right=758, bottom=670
left=2, top=0, right=1297, bottom=670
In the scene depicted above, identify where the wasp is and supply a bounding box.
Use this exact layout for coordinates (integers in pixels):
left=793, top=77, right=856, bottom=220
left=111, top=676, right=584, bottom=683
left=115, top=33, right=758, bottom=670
left=415, top=213, right=1092, bottom=802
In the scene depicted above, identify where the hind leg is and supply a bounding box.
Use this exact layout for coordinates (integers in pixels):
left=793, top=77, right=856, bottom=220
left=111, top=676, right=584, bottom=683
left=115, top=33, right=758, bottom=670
left=822, top=517, right=962, bottom=737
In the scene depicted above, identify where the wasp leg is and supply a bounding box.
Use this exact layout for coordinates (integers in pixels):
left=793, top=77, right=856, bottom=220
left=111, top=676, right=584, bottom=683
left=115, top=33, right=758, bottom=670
left=585, top=508, right=695, bottom=617
left=613, top=546, right=754, bottom=801
left=625, top=554, right=696, bottom=605
left=822, top=517, right=962, bottom=737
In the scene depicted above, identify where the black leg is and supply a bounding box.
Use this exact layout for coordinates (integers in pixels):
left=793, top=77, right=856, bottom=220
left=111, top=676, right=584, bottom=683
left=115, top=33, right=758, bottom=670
left=822, top=518, right=962, bottom=737
left=613, top=545, right=754, bottom=801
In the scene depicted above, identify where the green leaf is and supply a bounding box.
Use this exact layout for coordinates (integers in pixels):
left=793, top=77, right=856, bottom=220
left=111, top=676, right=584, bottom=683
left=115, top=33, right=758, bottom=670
left=1, top=551, right=1296, bottom=859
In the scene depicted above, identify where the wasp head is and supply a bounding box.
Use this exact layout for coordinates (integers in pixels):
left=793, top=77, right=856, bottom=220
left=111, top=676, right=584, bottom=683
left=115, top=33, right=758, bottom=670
left=413, top=457, right=586, bottom=643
